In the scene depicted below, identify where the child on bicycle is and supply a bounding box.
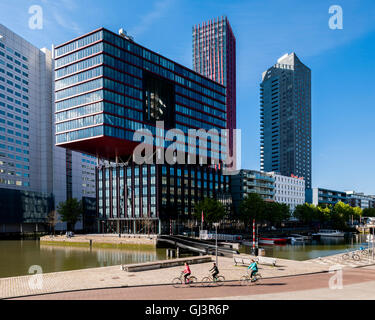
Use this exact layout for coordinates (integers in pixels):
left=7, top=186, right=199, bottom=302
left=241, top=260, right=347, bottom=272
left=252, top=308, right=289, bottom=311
left=248, top=259, right=258, bottom=280
left=209, top=262, right=219, bottom=281
left=183, top=262, right=191, bottom=284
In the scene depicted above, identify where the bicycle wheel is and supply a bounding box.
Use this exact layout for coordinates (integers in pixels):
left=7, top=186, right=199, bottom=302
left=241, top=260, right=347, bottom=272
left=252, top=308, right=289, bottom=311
left=342, top=253, right=349, bottom=260
left=172, top=277, right=182, bottom=288
left=240, top=275, right=250, bottom=286
left=188, top=276, right=198, bottom=287
left=201, top=276, right=211, bottom=287
left=352, top=254, right=360, bottom=261
left=361, top=250, right=369, bottom=256
left=253, top=274, right=262, bottom=284
left=216, top=275, right=225, bottom=286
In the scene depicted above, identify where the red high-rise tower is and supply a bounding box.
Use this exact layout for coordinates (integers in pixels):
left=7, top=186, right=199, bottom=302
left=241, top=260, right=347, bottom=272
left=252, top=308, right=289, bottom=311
left=193, top=16, right=236, bottom=168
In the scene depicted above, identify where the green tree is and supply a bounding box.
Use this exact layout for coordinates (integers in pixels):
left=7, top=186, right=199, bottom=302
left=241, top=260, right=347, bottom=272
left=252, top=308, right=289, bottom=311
left=293, top=203, right=317, bottom=224
left=362, top=208, right=375, bottom=217
left=264, top=202, right=290, bottom=226
left=316, top=206, right=331, bottom=225
left=193, top=198, right=225, bottom=225
left=331, top=201, right=354, bottom=230
left=239, top=193, right=266, bottom=227
left=57, top=198, right=83, bottom=232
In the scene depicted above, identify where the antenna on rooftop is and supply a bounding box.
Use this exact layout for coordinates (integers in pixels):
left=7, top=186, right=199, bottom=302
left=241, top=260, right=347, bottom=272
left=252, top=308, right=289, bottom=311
left=119, top=28, right=134, bottom=42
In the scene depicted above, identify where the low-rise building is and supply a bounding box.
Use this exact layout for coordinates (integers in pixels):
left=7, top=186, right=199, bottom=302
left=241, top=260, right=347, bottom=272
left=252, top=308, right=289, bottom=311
left=269, top=172, right=305, bottom=212
left=231, top=169, right=275, bottom=215
left=306, top=187, right=347, bottom=207
left=346, top=191, right=375, bottom=209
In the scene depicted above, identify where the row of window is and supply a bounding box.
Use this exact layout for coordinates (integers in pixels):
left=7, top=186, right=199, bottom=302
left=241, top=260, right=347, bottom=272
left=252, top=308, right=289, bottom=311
left=175, top=85, right=225, bottom=111
left=55, top=54, right=103, bottom=79
left=56, top=125, right=103, bottom=143
left=55, top=31, right=103, bottom=57
left=0, top=59, right=28, bottom=78
left=56, top=78, right=103, bottom=101
left=56, top=101, right=103, bottom=122
left=55, top=90, right=103, bottom=111
left=175, top=74, right=225, bottom=103
left=0, top=126, right=29, bottom=140
left=0, top=67, right=29, bottom=95
left=0, top=75, right=28, bottom=94
left=56, top=114, right=103, bottom=133
left=0, top=117, right=29, bottom=131
left=0, top=178, right=29, bottom=186
left=175, top=94, right=226, bottom=119
left=176, top=104, right=226, bottom=128
left=55, top=42, right=104, bottom=69
left=0, top=50, right=28, bottom=69
left=55, top=66, right=103, bottom=91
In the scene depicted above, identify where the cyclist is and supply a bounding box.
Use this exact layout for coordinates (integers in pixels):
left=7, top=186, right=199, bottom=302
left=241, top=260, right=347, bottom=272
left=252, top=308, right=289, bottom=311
left=209, top=262, right=219, bottom=281
left=248, top=259, right=258, bottom=281
left=183, top=262, right=191, bottom=284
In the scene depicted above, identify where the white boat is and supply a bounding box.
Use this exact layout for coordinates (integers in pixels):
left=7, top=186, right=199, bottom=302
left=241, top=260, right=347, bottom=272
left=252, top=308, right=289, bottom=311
left=289, top=236, right=306, bottom=244
left=290, top=234, right=312, bottom=241
left=316, top=229, right=345, bottom=237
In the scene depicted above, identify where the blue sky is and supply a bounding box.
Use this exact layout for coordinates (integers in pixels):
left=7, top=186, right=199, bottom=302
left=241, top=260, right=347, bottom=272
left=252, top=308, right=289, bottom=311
left=1, top=0, right=375, bottom=194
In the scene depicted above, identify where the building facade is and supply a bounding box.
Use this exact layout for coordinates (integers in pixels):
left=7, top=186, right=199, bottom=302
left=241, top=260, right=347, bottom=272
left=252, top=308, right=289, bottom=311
left=231, top=169, right=275, bottom=215
left=269, top=172, right=305, bottom=212
left=97, top=163, right=230, bottom=234
left=346, top=191, right=375, bottom=209
left=0, top=24, right=95, bottom=233
left=260, top=53, right=312, bottom=188
left=54, top=28, right=230, bottom=233
left=306, top=187, right=347, bottom=207
left=193, top=16, right=236, bottom=163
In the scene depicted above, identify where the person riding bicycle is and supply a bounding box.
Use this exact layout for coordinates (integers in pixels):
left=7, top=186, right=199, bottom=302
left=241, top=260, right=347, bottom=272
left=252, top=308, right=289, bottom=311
left=183, top=262, right=191, bottom=284
left=248, top=259, right=258, bottom=280
left=209, top=262, right=219, bottom=281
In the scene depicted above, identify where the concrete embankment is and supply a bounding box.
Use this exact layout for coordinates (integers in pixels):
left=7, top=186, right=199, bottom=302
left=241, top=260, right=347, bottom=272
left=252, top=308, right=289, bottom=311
left=39, top=234, right=157, bottom=250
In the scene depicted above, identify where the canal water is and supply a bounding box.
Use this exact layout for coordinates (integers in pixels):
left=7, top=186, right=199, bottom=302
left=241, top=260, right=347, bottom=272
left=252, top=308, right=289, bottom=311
left=240, top=234, right=371, bottom=261
left=0, top=240, right=167, bottom=279
left=1, top=234, right=372, bottom=278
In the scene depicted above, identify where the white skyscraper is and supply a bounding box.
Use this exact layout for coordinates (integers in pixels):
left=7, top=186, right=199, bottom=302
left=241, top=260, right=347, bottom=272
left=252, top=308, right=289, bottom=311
left=0, top=24, right=96, bottom=234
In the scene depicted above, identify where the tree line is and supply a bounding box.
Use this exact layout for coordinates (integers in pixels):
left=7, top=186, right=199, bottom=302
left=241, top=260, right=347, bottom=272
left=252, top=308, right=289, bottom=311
left=194, top=194, right=374, bottom=231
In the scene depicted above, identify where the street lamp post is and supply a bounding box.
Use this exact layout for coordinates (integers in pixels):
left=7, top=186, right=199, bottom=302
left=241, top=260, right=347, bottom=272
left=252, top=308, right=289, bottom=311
left=213, top=222, right=220, bottom=266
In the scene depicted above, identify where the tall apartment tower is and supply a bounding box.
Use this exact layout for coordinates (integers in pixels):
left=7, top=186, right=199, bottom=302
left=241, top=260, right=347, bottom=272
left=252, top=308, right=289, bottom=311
left=260, top=53, right=312, bottom=188
left=192, top=16, right=236, bottom=163
left=0, top=24, right=96, bottom=233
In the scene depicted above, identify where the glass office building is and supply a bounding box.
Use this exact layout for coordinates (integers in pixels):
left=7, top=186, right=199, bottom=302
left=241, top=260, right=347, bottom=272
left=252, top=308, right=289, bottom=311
left=54, top=28, right=227, bottom=163
left=54, top=28, right=230, bottom=233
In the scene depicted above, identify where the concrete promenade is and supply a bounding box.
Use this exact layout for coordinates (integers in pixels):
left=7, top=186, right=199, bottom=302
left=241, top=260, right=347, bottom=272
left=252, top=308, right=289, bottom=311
left=39, top=234, right=157, bottom=248
left=2, top=249, right=375, bottom=300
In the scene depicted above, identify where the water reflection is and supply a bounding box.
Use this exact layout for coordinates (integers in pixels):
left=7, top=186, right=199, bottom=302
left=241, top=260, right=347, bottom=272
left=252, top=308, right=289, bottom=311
left=0, top=240, right=167, bottom=278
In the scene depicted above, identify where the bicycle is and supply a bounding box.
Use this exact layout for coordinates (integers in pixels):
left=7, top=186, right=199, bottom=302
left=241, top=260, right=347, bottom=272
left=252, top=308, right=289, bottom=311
left=359, top=247, right=370, bottom=256
left=201, top=274, right=225, bottom=287
left=240, top=271, right=262, bottom=286
left=342, top=250, right=360, bottom=261
left=172, top=271, right=198, bottom=288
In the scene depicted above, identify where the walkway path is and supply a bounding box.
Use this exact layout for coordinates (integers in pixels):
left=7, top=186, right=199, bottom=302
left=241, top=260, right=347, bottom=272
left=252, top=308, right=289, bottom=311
left=2, top=252, right=375, bottom=300
left=11, top=266, right=375, bottom=300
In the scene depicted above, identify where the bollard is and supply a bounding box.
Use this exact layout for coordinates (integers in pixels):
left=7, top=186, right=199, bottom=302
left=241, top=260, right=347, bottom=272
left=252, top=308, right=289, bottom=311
left=89, top=239, right=92, bottom=248
left=166, top=249, right=170, bottom=259
left=177, top=247, right=180, bottom=258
